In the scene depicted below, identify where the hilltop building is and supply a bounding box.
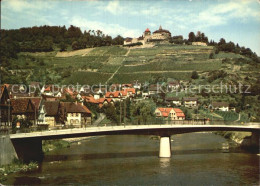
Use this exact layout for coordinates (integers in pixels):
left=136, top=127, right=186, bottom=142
left=124, top=26, right=171, bottom=46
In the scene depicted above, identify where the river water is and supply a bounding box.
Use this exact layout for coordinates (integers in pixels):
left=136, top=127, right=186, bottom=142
left=4, top=133, right=260, bottom=185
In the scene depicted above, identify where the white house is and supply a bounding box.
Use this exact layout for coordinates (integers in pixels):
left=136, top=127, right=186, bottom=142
left=212, top=102, right=229, bottom=112
left=183, top=97, right=198, bottom=108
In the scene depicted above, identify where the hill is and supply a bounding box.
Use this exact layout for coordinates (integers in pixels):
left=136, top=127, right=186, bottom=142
left=1, top=44, right=259, bottom=86
left=1, top=43, right=260, bottom=121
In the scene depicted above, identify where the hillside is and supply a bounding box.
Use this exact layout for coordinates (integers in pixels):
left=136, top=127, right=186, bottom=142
left=1, top=43, right=260, bottom=121
left=2, top=44, right=259, bottom=86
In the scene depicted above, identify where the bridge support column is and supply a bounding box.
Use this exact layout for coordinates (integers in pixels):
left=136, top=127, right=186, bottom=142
left=11, top=138, right=43, bottom=163
left=159, top=136, right=171, bottom=158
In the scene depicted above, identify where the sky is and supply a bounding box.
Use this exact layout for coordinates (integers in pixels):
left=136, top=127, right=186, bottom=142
left=1, top=0, right=260, bottom=55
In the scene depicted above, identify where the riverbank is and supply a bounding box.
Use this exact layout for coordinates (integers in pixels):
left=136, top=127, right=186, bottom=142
left=215, top=131, right=259, bottom=152
left=0, top=160, right=38, bottom=182
left=42, top=139, right=70, bottom=153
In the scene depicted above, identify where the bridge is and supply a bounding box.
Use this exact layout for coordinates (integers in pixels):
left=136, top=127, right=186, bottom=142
left=8, top=124, right=260, bottom=162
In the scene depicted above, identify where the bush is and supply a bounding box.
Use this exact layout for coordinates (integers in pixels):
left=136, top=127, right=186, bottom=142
left=209, top=52, right=214, bottom=59
left=191, top=71, right=199, bottom=79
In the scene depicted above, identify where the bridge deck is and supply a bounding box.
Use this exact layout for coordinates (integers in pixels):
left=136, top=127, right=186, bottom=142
left=9, top=124, right=260, bottom=140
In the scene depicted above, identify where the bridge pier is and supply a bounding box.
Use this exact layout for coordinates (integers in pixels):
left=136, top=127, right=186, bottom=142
left=159, top=136, right=171, bottom=158
left=11, top=138, right=43, bottom=163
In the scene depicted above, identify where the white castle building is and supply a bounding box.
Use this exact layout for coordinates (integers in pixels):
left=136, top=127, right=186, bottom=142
left=124, top=26, right=171, bottom=46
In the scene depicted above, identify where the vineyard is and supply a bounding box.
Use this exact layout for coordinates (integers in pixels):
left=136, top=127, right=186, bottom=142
left=6, top=44, right=257, bottom=85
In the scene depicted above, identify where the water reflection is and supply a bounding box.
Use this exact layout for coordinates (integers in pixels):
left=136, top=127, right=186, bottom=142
left=5, top=134, right=259, bottom=185
left=159, top=158, right=171, bottom=168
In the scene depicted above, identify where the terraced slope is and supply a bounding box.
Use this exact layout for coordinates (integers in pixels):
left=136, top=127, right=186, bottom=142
left=4, top=44, right=259, bottom=85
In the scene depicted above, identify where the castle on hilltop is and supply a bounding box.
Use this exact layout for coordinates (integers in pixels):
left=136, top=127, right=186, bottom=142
left=124, top=25, right=171, bottom=46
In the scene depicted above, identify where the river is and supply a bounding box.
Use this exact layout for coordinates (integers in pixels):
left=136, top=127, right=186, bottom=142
left=4, top=133, right=260, bottom=185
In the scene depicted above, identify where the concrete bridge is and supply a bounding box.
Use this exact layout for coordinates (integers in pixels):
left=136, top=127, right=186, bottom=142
left=8, top=124, right=260, bottom=162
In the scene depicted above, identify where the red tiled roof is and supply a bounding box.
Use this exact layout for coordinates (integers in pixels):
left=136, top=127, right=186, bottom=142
left=124, top=88, right=136, bottom=94
left=145, top=28, right=150, bottom=32
left=11, top=98, right=35, bottom=114
left=105, top=91, right=127, bottom=98
left=30, top=97, right=42, bottom=110
left=158, top=108, right=173, bottom=117
left=157, top=108, right=185, bottom=118
left=173, top=108, right=185, bottom=117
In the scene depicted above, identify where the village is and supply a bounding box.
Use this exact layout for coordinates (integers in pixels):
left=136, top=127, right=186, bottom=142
left=0, top=80, right=234, bottom=131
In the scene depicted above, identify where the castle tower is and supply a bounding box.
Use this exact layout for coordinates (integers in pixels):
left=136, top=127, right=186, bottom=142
left=144, top=28, right=151, bottom=37
left=159, top=25, right=162, bottom=30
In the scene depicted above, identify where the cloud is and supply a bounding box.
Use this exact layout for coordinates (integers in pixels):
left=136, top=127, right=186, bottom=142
left=69, top=16, right=141, bottom=38
left=4, top=0, right=54, bottom=12
left=195, top=1, right=260, bottom=27
left=104, top=0, right=121, bottom=15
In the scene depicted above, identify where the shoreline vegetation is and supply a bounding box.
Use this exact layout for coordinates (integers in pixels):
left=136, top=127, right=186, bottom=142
left=0, top=160, right=38, bottom=182
left=0, top=137, right=88, bottom=182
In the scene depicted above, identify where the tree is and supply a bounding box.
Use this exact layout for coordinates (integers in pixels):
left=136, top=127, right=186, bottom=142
left=103, top=103, right=119, bottom=124
left=72, top=41, right=80, bottom=50
left=112, top=35, right=124, bottom=45
left=188, top=32, right=196, bottom=42
left=191, top=71, right=199, bottom=79
left=130, top=100, right=156, bottom=124
left=209, top=52, right=214, bottom=59
left=59, top=42, right=67, bottom=51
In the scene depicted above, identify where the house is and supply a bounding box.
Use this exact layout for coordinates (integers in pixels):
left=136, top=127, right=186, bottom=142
left=122, top=84, right=133, bottom=89
left=154, top=107, right=185, bottom=120
left=132, top=81, right=142, bottom=89
left=212, top=102, right=229, bottom=112
left=92, top=87, right=107, bottom=99
left=41, top=94, right=59, bottom=101
left=40, top=101, right=62, bottom=127
left=124, top=88, right=136, bottom=97
left=0, top=85, right=12, bottom=126
left=165, top=97, right=181, bottom=106
left=11, top=98, right=36, bottom=122
left=183, top=97, right=198, bottom=108
left=85, top=95, right=114, bottom=108
left=148, top=84, right=159, bottom=95
left=61, top=102, right=92, bottom=127
left=167, top=81, right=180, bottom=90
left=124, top=26, right=171, bottom=46
left=192, top=42, right=207, bottom=46
left=142, top=92, right=149, bottom=99
left=105, top=91, right=127, bottom=101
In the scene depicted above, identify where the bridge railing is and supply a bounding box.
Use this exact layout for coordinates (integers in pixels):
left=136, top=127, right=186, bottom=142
left=2, top=120, right=248, bottom=135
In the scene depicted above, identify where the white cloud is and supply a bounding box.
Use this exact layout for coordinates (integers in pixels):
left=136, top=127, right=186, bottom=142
left=103, top=0, right=122, bottom=15
left=4, top=0, right=54, bottom=12
left=69, top=16, right=141, bottom=38
left=195, top=1, right=260, bottom=27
